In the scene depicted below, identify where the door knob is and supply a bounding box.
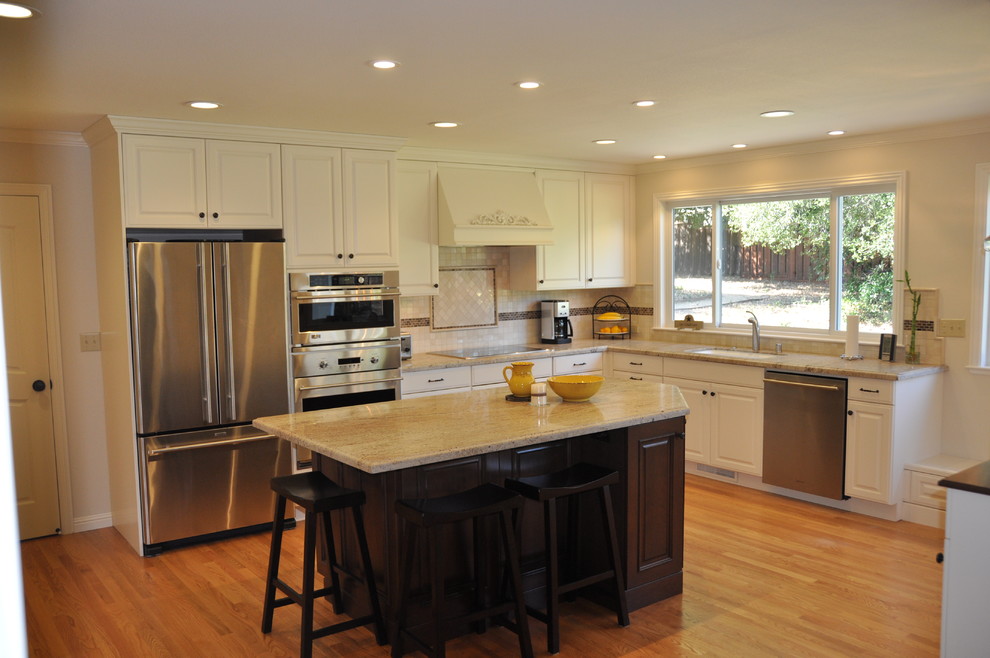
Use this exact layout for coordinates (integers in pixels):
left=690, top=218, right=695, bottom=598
left=32, top=379, right=46, bottom=392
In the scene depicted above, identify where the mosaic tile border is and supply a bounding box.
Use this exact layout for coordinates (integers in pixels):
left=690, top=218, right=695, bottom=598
left=402, top=305, right=656, bottom=328
left=903, top=320, right=935, bottom=332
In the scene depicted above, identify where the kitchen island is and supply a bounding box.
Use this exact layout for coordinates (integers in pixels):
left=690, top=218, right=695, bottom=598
left=255, top=379, right=689, bottom=629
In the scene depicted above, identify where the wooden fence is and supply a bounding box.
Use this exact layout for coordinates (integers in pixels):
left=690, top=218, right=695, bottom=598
left=674, top=225, right=820, bottom=281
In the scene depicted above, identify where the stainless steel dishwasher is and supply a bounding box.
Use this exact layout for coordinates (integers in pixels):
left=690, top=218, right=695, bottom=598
left=762, top=370, right=848, bottom=500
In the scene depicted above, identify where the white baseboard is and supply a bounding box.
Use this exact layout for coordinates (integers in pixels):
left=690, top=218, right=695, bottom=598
left=71, top=512, right=113, bottom=534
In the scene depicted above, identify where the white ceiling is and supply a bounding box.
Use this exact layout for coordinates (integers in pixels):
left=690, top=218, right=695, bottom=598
left=3, top=0, right=990, bottom=164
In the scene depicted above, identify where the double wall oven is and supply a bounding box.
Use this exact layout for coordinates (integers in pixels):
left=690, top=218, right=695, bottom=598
left=289, top=270, right=402, bottom=467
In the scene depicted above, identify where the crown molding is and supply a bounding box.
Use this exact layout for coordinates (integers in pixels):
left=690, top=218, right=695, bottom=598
left=397, top=145, right=637, bottom=176
left=635, top=115, right=990, bottom=174
left=0, top=129, right=87, bottom=148
left=82, top=115, right=407, bottom=151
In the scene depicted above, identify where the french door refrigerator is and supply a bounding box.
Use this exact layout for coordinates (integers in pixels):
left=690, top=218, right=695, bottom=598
left=129, top=241, right=291, bottom=554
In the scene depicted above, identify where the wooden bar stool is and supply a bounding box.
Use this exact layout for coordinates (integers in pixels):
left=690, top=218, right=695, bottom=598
left=261, top=472, right=386, bottom=658
left=504, top=462, right=629, bottom=654
left=391, top=482, right=533, bottom=658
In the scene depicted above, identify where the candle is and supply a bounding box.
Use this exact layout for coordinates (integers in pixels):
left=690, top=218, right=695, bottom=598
left=845, top=315, right=860, bottom=357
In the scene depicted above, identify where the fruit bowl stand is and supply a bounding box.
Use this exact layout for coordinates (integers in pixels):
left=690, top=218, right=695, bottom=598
left=592, top=295, right=631, bottom=339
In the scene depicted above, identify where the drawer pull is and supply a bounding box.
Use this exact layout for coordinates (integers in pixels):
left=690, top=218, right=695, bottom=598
left=859, top=387, right=880, bottom=393
left=427, top=378, right=445, bottom=383
left=572, top=362, right=587, bottom=367
left=629, top=361, right=643, bottom=366
left=630, top=376, right=643, bottom=381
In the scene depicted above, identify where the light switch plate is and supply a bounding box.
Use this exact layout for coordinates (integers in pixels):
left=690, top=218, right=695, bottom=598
left=938, top=319, right=966, bottom=338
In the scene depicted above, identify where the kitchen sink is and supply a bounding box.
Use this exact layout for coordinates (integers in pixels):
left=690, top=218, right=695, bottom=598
left=686, top=347, right=782, bottom=360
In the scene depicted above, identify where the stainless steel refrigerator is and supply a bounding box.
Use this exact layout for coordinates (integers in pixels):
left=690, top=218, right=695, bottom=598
left=129, top=241, right=291, bottom=554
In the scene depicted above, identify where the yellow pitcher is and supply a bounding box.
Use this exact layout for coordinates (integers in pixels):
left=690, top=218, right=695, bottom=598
left=502, top=361, right=535, bottom=397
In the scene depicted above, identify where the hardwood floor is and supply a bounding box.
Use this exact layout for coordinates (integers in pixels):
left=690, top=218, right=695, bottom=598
left=21, top=475, right=944, bottom=657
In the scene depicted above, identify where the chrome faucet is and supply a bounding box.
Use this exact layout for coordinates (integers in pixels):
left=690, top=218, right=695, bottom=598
left=746, top=311, right=760, bottom=352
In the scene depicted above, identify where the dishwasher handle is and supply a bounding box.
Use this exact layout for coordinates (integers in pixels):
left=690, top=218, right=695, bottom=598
left=763, top=377, right=841, bottom=392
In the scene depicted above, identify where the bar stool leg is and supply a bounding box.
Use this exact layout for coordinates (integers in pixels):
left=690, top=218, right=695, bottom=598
left=320, top=510, right=344, bottom=615
left=500, top=508, right=535, bottom=658
left=391, top=521, right=417, bottom=658
left=351, top=505, right=387, bottom=645
left=599, top=484, right=630, bottom=627
left=300, top=511, right=318, bottom=658
left=544, top=498, right=560, bottom=654
left=429, top=525, right=446, bottom=658
left=262, top=494, right=287, bottom=634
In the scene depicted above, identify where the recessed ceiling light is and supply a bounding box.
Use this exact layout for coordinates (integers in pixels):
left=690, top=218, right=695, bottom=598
left=732, top=143, right=748, bottom=149
left=431, top=121, right=459, bottom=128
left=827, top=130, right=846, bottom=136
left=370, top=60, right=399, bottom=70
left=0, top=2, right=38, bottom=18
left=516, top=81, right=541, bottom=89
left=760, top=110, right=795, bottom=118
left=593, top=139, right=617, bottom=145
left=633, top=100, right=656, bottom=107
left=186, top=101, right=221, bottom=110
left=653, top=154, right=667, bottom=159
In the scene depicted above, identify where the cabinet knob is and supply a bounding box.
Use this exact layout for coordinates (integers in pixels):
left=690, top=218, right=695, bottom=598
left=936, top=552, right=944, bottom=564
left=588, top=278, right=593, bottom=282
left=710, top=391, right=715, bottom=397
left=212, top=212, right=219, bottom=220
left=198, top=212, right=206, bottom=219
left=433, top=283, right=439, bottom=288
left=32, top=379, right=47, bottom=392
left=702, top=390, right=708, bottom=396
left=348, top=253, right=354, bottom=259
left=848, top=410, right=854, bottom=416
left=336, top=253, right=344, bottom=259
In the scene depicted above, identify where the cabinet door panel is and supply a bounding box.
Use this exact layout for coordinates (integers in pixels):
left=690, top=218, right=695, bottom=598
left=123, top=134, right=207, bottom=227
left=537, top=171, right=585, bottom=289
left=663, top=376, right=710, bottom=464
left=397, top=161, right=440, bottom=294
left=342, top=150, right=398, bottom=266
left=585, top=173, right=632, bottom=287
left=282, top=145, right=344, bottom=268
left=710, top=383, right=763, bottom=476
left=206, top=140, right=282, bottom=228
left=845, top=401, right=893, bottom=503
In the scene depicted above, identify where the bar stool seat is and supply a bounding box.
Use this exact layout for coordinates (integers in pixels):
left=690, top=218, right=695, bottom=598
left=392, top=482, right=534, bottom=658
left=504, top=462, right=630, bottom=654
left=261, top=472, right=386, bottom=658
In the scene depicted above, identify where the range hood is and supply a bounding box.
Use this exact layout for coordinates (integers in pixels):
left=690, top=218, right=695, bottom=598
left=437, top=166, right=554, bottom=246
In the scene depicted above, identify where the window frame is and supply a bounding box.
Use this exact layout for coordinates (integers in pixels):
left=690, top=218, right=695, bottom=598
left=968, top=162, right=990, bottom=373
left=655, top=172, right=907, bottom=340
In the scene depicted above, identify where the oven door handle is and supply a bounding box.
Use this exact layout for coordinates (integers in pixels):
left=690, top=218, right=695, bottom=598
left=297, top=376, right=403, bottom=392
left=146, top=433, right=276, bottom=458
left=292, top=290, right=399, bottom=301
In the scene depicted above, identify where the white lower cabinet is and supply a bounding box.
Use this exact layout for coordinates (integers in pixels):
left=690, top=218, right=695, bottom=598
left=844, top=399, right=894, bottom=503
left=609, top=352, right=664, bottom=382
left=552, top=352, right=604, bottom=376
left=401, top=367, right=472, bottom=398
left=664, top=359, right=763, bottom=477
left=941, top=485, right=990, bottom=656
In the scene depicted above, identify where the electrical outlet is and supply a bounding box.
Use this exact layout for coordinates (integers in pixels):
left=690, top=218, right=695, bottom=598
left=938, top=319, right=966, bottom=338
left=80, top=332, right=102, bottom=352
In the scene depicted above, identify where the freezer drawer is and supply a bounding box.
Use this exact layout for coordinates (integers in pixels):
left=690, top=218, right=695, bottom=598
left=141, top=426, right=291, bottom=549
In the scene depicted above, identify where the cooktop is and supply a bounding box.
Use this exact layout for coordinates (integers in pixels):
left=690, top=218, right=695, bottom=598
left=428, top=344, right=551, bottom=360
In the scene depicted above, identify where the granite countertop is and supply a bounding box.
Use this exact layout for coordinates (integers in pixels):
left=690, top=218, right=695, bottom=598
left=402, top=338, right=945, bottom=381
left=939, top=460, right=990, bottom=497
left=254, top=379, right=688, bottom=474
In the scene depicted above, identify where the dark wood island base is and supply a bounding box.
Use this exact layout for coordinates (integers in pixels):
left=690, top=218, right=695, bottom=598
left=316, top=417, right=686, bottom=636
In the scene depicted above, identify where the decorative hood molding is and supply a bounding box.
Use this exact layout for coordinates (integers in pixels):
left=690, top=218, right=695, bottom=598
left=437, top=166, right=553, bottom=246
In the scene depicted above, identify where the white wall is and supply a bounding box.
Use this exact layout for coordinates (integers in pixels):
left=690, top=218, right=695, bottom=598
left=0, top=139, right=110, bottom=531
left=635, top=124, right=990, bottom=461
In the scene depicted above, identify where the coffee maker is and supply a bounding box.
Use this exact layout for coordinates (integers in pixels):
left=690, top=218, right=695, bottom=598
left=541, top=300, right=573, bottom=344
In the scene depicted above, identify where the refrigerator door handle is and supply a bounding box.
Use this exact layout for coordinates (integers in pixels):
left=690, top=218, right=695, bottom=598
left=146, top=433, right=276, bottom=458
left=219, top=246, right=237, bottom=420
left=198, top=246, right=216, bottom=425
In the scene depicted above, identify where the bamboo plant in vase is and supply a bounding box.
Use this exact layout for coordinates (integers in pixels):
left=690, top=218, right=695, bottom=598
left=900, top=270, right=922, bottom=364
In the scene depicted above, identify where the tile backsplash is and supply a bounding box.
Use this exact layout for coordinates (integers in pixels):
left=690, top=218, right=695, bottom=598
left=399, top=246, right=652, bottom=353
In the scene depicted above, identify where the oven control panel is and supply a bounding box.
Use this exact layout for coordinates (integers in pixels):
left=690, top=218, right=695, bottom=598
left=292, top=341, right=401, bottom=378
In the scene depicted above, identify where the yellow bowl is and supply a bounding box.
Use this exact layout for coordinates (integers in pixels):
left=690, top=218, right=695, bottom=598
left=546, top=375, right=604, bottom=402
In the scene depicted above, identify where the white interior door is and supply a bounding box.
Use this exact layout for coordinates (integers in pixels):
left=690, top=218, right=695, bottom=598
left=0, top=194, right=61, bottom=539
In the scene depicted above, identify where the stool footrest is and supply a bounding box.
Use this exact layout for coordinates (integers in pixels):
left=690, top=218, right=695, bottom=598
left=312, top=614, right=381, bottom=640
left=558, top=570, right=616, bottom=595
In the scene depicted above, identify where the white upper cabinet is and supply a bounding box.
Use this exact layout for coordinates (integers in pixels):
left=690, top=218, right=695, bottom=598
left=122, top=134, right=282, bottom=229
left=508, top=170, right=633, bottom=290
left=282, top=145, right=398, bottom=269
left=396, top=161, right=440, bottom=295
